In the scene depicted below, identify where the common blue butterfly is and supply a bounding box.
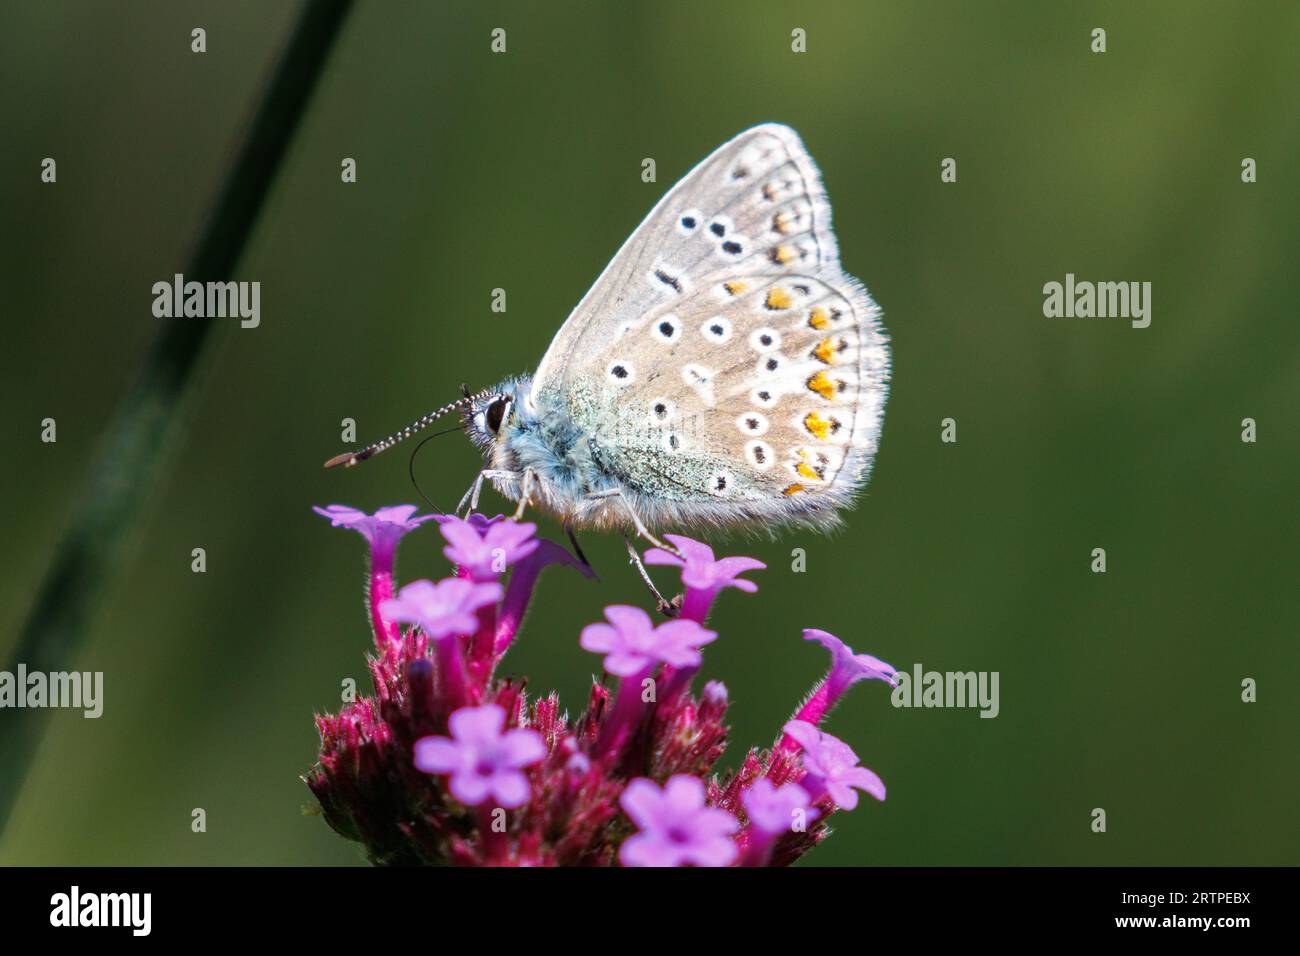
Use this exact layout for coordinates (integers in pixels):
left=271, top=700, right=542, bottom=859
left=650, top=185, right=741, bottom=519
left=327, top=124, right=890, bottom=562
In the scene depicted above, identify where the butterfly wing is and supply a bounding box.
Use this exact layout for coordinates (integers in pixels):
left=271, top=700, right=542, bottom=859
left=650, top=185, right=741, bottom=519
left=531, top=124, right=889, bottom=530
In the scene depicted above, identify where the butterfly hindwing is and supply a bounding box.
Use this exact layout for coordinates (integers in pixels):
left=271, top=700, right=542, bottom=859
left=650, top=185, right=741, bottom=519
left=531, top=124, right=889, bottom=526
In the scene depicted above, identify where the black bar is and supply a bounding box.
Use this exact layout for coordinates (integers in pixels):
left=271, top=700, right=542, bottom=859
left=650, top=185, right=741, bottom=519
left=0, top=866, right=1281, bottom=939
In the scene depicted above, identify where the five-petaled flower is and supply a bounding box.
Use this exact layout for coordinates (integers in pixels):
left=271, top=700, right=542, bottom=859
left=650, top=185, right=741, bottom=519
left=742, top=778, right=819, bottom=835
left=644, top=534, right=765, bottom=622
left=436, top=514, right=540, bottom=581
left=314, top=504, right=440, bottom=642
left=783, top=719, right=886, bottom=809
left=580, top=605, right=716, bottom=676
left=313, top=504, right=437, bottom=566
left=414, top=704, right=546, bottom=808
left=380, top=578, right=501, bottom=640
left=619, top=776, right=739, bottom=867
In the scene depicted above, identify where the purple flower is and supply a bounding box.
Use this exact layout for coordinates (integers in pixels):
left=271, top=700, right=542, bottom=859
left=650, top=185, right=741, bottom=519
left=618, top=776, right=738, bottom=867
left=436, top=514, right=539, bottom=581
left=315, top=504, right=440, bottom=646
left=783, top=720, right=885, bottom=809
left=807, top=628, right=898, bottom=693
left=742, top=779, right=819, bottom=835
left=644, top=535, right=765, bottom=621
left=308, top=504, right=908, bottom=867
left=790, top=629, right=898, bottom=728
left=314, top=504, right=437, bottom=566
left=413, top=704, right=546, bottom=808
left=580, top=606, right=716, bottom=676
left=380, top=578, right=501, bottom=640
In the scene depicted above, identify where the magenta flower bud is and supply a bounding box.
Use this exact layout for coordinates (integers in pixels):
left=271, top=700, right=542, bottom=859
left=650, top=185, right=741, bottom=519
left=701, top=680, right=728, bottom=707
left=413, top=704, right=546, bottom=808
left=643, top=534, right=765, bottom=622
left=618, top=776, right=739, bottom=867
left=783, top=719, right=885, bottom=809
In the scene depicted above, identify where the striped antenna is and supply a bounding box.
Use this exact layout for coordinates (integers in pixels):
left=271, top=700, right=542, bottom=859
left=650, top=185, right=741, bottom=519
left=323, top=390, right=489, bottom=469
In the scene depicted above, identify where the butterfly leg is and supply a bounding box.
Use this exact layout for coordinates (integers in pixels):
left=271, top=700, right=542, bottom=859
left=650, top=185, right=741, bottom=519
left=512, top=467, right=536, bottom=521
left=459, top=469, right=520, bottom=516
left=623, top=535, right=679, bottom=617
left=583, top=488, right=681, bottom=557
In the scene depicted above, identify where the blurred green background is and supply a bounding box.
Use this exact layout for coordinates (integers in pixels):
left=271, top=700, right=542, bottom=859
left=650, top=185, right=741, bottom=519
left=1, top=1, right=1296, bottom=866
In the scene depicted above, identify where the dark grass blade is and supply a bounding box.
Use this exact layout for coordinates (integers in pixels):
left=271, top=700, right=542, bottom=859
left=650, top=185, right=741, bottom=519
left=0, top=0, right=354, bottom=836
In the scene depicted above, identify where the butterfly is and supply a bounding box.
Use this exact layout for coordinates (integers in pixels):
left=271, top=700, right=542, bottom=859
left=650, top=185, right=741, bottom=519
left=326, top=124, right=890, bottom=575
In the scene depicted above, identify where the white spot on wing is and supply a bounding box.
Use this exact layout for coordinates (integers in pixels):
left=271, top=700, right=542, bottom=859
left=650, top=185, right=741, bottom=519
left=606, top=360, right=635, bottom=385
left=745, top=440, right=774, bottom=471
left=647, top=397, right=675, bottom=425
left=700, top=317, right=732, bottom=343
left=651, top=315, right=681, bottom=343
left=749, top=328, right=781, bottom=353
left=682, top=364, right=716, bottom=406
left=736, top=412, right=769, bottom=436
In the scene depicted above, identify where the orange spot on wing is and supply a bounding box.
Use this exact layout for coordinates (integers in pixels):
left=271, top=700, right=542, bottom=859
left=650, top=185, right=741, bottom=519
left=804, top=412, right=832, bottom=440
left=724, top=280, right=748, bottom=296
left=765, top=286, right=793, bottom=310
left=806, top=370, right=836, bottom=400
left=808, top=307, right=831, bottom=330
left=770, top=245, right=796, bottom=265
left=782, top=483, right=806, bottom=496
left=813, top=337, right=842, bottom=365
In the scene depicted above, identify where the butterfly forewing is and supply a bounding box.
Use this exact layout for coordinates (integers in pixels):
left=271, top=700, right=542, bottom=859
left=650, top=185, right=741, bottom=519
left=532, top=124, right=889, bottom=522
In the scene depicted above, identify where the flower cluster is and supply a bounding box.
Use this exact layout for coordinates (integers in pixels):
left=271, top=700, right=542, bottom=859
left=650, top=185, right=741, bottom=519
left=306, top=509, right=898, bottom=866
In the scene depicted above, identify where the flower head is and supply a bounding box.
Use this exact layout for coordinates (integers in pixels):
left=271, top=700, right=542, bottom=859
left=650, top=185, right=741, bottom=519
left=742, top=779, right=819, bottom=835
left=436, top=514, right=539, bottom=581
left=314, top=504, right=437, bottom=566
left=380, top=577, right=501, bottom=640
left=644, top=535, right=765, bottom=621
left=413, top=704, right=546, bottom=808
left=307, top=507, right=905, bottom=867
left=783, top=719, right=885, bottom=809
left=619, top=776, right=738, bottom=867
left=580, top=605, right=716, bottom=676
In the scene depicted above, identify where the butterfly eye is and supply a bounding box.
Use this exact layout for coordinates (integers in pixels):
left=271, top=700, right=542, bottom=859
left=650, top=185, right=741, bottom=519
left=485, top=397, right=510, bottom=434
